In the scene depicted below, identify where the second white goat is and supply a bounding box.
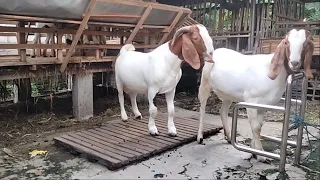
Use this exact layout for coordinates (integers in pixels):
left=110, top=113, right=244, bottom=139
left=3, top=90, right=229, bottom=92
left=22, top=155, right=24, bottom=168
left=197, top=29, right=314, bottom=162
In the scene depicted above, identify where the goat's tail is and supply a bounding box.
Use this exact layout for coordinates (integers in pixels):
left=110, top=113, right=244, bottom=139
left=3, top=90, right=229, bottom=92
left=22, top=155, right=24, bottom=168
left=120, top=44, right=135, bottom=54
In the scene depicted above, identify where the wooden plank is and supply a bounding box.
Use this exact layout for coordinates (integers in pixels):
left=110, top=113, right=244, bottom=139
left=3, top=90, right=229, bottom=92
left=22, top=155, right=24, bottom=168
left=159, top=10, right=183, bottom=44
left=126, top=5, right=152, bottom=44
left=0, top=32, right=17, bottom=36
left=89, top=128, right=157, bottom=151
left=99, top=125, right=174, bottom=146
left=54, top=136, right=121, bottom=164
left=54, top=112, right=222, bottom=170
left=97, top=0, right=191, bottom=13
left=80, top=131, right=150, bottom=154
left=85, top=14, right=141, bottom=19
left=60, top=0, right=97, bottom=72
left=0, top=43, right=158, bottom=50
left=67, top=132, right=135, bottom=159
left=17, top=21, right=26, bottom=62
left=0, top=56, right=115, bottom=67
left=121, top=120, right=193, bottom=140
left=0, top=15, right=169, bottom=29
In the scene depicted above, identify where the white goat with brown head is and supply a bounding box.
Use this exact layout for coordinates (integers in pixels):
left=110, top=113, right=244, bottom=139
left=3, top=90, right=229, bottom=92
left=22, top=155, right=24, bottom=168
left=197, top=29, right=314, bottom=162
left=115, top=24, right=214, bottom=136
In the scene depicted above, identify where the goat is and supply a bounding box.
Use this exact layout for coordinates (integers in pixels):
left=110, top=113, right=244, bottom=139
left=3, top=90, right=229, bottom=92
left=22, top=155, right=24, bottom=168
left=197, top=29, right=314, bottom=162
left=115, top=24, right=214, bottom=136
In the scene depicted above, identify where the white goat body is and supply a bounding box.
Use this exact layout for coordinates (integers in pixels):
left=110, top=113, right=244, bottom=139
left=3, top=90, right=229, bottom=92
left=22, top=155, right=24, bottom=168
left=197, top=29, right=314, bottom=162
left=203, top=48, right=287, bottom=104
left=115, top=24, right=214, bottom=136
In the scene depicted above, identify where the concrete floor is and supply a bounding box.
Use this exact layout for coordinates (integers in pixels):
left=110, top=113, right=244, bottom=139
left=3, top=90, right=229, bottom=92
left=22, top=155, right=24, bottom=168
left=1, top=107, right=318, bottom=180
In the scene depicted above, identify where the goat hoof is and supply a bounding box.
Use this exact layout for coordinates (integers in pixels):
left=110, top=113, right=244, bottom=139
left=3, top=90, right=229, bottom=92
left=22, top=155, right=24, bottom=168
left=257, top=156, right=271, bottom=164
left=149, top=127, right=159, bottom=136
left=168, top=132, right=177, bottom=137
left=197, top=135, right=204, bottom=144
left=224, top=136, right=231, bottom=144
left=135, top=115, right=142, bottom=119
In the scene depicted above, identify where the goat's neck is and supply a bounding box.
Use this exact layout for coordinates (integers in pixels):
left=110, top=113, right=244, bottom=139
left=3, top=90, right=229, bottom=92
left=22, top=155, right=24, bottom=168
left=152, top=42, right=183, bottom=73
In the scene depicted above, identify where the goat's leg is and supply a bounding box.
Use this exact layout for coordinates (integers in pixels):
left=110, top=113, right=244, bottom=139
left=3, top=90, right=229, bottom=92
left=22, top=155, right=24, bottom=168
left=220, top=100, right=232, bottom=143
left=165, top=89, right=177, bottom=136
left=247, top=108, right=268, bottom=162
left=115, top=75, right=128, bottom=121
left=129, top=92, right=142, bottom=119
left=197, top=80, right=211, bottom=144
left=148, top=88, right=158, bottom=136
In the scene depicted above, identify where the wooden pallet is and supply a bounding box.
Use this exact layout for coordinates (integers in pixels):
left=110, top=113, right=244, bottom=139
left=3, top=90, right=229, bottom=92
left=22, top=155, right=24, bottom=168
left=53, top=113, right=222, bottom=170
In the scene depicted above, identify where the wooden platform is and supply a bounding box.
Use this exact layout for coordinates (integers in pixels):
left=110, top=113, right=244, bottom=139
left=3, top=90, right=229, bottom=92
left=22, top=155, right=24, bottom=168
left=53, top=113, right=222, bottom=170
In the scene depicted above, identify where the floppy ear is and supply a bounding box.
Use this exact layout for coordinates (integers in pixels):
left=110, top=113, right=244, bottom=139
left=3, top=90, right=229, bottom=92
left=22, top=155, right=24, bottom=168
left=303, top=31, right=314, bottom=79
left=268, top=39, right=287, bottom=80
left=182, top=34, right=201, bottom=69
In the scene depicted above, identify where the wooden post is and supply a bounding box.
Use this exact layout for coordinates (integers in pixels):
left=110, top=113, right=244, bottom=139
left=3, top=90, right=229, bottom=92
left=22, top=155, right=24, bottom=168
left=18, top=21, right=26, bottom=61
left=126, top=5, right=152, bottom=44
left=250, top=0, right=256, bottom=51
left=57, top=32, right=63, bottom=61
left=60, top=0, right=97, bottom=72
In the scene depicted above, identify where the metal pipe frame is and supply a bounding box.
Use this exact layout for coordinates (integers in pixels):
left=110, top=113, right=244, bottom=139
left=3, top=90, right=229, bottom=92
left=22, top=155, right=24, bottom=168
left=231, top=72, right=307, bottom=172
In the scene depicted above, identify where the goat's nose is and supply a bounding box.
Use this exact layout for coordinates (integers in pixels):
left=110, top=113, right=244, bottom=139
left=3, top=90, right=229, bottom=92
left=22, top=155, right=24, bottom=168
left=291, top=61, right=299, bottom=67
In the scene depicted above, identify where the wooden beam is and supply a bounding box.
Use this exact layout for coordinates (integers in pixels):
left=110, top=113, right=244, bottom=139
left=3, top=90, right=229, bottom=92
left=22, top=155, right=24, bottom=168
left=86, top=14, right=141, bottom=19
left=0, top=26, right=160, bottom=37
left=17, top=21, right=26, bottom=62
left=0, top=14, right=168, bottom=29
left=126, top=5, right=153, bottom=44
left=0, top=32, right=17, bottom=36
left=60, top=0, right=97, bottom=73
left=159, top=10, right=183, bottom=44
left=0, top=56, right=115, bottom=67
left=0, top=64, right=113, bottom=81
left=97, top=0, right=191, bottom=13
left=0, top=43, right=158, bottom=50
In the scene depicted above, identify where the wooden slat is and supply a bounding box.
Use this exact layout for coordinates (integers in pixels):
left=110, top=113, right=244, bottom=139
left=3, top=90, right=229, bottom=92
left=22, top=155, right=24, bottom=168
left=60, top=0, right=98, bottom=72
left=158, top=10, right=183, bottom=44
left=54, top=112, right=222, bottom=170
left=125, top=5, right=153, bottom=44
left=85, top=14, right=141, bottom=19
left=0, top=43, right=158, bottom=50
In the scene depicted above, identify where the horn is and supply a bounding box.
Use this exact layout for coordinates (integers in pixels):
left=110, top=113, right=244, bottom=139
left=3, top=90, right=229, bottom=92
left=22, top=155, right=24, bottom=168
left=171, top=26, right=192, bottom=46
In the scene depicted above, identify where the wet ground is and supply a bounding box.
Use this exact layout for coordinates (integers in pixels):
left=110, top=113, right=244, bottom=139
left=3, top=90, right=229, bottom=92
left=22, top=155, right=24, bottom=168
left=0, top=91, right=319, bottom=179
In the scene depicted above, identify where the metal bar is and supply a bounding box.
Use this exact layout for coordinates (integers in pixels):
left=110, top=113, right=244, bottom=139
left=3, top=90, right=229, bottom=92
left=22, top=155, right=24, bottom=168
left=279, top=74, right=294, bottom=172
left=280, top=97, right=301, bottom=105
left=261, top=135, right=297, bottom=147
left=59, top=0, right=97, bottom=73
left=232, top=102, right=286, bottom=113
left=295, top=72, right=308, bottom=164
left=231, top=104, right=281, bottom=160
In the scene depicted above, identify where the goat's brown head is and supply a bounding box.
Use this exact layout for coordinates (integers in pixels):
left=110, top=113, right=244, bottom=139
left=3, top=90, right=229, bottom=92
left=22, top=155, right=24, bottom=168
left=268, top=29, right=314, bottom=80
left=169, top=24, right=214, bottom=70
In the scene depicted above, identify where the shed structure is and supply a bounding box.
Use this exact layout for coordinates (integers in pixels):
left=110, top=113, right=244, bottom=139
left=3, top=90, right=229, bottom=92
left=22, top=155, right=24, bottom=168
left=0, top=0, right=192, bottom=119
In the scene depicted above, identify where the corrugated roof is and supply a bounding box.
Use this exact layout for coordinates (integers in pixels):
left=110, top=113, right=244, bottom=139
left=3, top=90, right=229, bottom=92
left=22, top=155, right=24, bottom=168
left=0, top=0, right=191, bottom=26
